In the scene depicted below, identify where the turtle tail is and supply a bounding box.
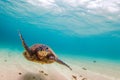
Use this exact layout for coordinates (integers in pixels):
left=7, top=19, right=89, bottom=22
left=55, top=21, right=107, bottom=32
left=55, top=58, right=72, bottom=70
left=18, top=31, right=32, bottom=55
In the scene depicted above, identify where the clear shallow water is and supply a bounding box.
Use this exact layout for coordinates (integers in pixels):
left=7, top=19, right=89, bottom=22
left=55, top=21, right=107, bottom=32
left=0, top=0, right=120, bottom=61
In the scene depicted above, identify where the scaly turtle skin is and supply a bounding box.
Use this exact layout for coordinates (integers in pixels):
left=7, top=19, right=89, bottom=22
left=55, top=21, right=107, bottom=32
left=19, top=31, right=72, bottom=70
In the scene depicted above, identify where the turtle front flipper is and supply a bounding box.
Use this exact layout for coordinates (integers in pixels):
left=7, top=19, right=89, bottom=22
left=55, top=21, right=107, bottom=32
left=18, top=31, right=32, bottom=55
left=55, top=58, right=72, bottom=70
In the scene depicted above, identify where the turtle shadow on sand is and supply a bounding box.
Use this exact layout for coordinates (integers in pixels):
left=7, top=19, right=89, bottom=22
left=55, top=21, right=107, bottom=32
left=21, top=72, right=47, bottom=80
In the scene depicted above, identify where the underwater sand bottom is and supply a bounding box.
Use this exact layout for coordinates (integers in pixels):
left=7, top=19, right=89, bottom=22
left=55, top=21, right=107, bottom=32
left=0, top=49, right=120, bottom=80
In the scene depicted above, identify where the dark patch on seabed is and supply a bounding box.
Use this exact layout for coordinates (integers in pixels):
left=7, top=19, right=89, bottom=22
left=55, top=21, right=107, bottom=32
left=20, top=72, right=47, bottom=80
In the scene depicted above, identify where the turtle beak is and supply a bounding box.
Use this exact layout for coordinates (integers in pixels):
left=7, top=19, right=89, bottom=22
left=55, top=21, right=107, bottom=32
left=55, top=58, right=72, bottom=70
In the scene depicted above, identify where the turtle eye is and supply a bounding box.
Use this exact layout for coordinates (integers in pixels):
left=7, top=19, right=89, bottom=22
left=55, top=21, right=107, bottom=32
left=46, top=47, right=48, bottom=50
left=38, top=47, right=43, bottom=51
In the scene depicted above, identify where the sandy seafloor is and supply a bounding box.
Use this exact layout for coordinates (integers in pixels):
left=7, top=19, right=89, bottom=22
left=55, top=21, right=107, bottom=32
left=0, top=48, right=120, bottom=80
left=1, top=0, right=120, bottom=80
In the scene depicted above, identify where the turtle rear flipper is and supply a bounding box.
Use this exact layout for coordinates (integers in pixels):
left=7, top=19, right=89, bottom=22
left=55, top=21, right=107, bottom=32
left=18, top=31, right=32, bottom=55
left=55, top=58, right=72, bottom=70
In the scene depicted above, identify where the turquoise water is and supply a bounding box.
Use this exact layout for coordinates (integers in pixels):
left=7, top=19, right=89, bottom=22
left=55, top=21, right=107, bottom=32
left=0, top=0, right=120, bottom=61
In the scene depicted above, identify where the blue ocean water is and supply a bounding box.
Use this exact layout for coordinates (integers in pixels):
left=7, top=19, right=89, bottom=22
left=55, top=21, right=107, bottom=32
left=0, top=0, right=120, bottom=61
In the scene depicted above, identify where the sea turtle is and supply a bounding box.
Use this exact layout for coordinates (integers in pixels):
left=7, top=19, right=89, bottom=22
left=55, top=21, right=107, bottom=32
left=19, top=32, right=72, bottom=70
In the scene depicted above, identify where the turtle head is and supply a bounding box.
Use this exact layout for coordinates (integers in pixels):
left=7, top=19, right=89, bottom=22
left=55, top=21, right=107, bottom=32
left=36, top=45, right=57, bottom=61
